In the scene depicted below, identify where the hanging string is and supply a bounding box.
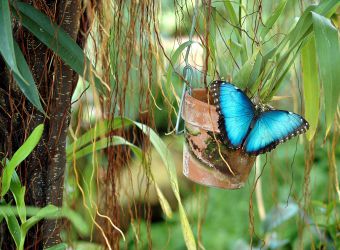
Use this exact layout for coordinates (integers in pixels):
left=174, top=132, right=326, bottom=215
left=175, top=0, right=199, bottom=135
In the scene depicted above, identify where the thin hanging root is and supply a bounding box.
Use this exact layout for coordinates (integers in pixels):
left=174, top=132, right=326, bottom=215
left=147, top=83, right=162, bottom=111
left=95, top=206, right=126, bottom=241
left=72, top=157, right=125, bottom=247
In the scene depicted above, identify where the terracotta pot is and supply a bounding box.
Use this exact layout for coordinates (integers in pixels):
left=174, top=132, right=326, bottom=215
left=182, top=88, right=256, bottom=189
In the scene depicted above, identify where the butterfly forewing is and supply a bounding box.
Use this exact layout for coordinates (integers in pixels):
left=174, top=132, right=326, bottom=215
left=244, top=110, right=309, bottom=155
left=211, top=81, right=255, bottom=148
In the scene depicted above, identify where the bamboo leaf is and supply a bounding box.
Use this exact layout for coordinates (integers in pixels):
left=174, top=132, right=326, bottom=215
left=11, top=2, right=107, bottom=94
left=66, top=119, right=133, bottom=156
left=223, top=1, right=247, bottom=63
left=21, top=205, right=89, bottom=236
left=9, top=171, right=27, bottom=223
left=312, top=12, right=340, bottom=136
left=261, top=0, right=339, bottom=100
left=166, top=41, right=194, bottom=90
left=260, top=0, right=288, bottom=39
left=233, top=49, right=260, bottom=89
left=0, top=0, right=44, bottom=113
left=67, top=136, right=142, bottom=161
left=12, top=41, right=45, bottom=114
left=0, top=0, right=17, bottom=70
left=0, top=205, right=21, bottom=248
left=155, top=184, right=173, bottom=219
left=301, top=37, right=319, bottom=140
left=133, top=121, right=196, bottom=250
left=1, top=124, right=44, bottom=197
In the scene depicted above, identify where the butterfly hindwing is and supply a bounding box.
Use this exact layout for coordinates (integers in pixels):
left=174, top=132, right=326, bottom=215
left=244, top=110, right=309, bottom=155
left=211, top=81, right=255, bottom=149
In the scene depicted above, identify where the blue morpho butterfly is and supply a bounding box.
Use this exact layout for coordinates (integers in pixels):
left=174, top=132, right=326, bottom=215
left=210, top=80, right=309, bottom=155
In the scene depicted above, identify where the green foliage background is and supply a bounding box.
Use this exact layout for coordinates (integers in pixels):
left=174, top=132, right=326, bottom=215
left=0, top=0, right=339, bottom=249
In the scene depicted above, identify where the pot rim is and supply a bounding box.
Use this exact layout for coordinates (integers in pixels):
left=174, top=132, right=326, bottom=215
left=181, top=89, right=220, bottom=132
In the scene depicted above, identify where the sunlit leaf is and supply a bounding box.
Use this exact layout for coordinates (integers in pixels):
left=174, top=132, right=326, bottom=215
left=233, top=50, right=261, bottom=90
left=20, top=205, right=89, bottom=237
left=10, top=171, right=27, bottom=223
left=1, top=124, right=44, bottom=197
left=155, top=184, right=173, bottom=219
left=166, top=41, right=195, bottom=91
left=312, top=12, right=340, bottom=136
left=0, top=205, right=21, bottom=248
left=67, top=136, right=142, bottom=161
left=133, top=121, right=196, bottom=250
left=260, top=0, right=288, bottom=39
left=66, top=119, right=133, bottom=156
left=301, top=37, right=319, bottom=140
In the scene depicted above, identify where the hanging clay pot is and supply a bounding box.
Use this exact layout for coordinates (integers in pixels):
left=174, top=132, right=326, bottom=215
left=182, top=88, right=256, bottom=189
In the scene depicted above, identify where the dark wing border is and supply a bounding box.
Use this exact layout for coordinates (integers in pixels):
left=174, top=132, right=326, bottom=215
left=244, top=110, right=309, bottom=156
left=210, top=80, right=249, bottom=150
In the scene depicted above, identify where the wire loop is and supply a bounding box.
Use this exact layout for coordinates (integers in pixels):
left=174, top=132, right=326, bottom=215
left=175, top=0, right=199, bottom=135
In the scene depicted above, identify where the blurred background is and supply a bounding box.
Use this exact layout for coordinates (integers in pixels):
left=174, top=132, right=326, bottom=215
left=65, top=0, right=339, bottom=249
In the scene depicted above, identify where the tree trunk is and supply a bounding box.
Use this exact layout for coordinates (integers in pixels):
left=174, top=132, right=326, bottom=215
left=0, top=0, right=84, bottom=248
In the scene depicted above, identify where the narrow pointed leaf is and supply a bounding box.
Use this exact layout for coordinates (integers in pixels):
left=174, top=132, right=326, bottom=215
left=312, top=12, right=340, bottom=135
left=11, top=2, right=107, bottom=94
left=260, top=0, right=288, bottom=39
left=67, top=136, right=142, bottom=161
left=0, top=0, right=44, bottom=113
left=10, top=171, right=27, bottom=223
left=0, top=206, right=21, bottom=248
left=301, top=37, right=319, bottom=140
left=133, top=121, right=196, bottom=250
left=1, top=124, right=44, bottom=196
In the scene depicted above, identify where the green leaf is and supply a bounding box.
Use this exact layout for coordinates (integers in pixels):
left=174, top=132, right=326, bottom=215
left=166, top=41, right=195, bottom=90
left=21, top=205, right=89, bottom=237
left=301, top=37, right=320, bottom=140
left=233, top=49, right=260, bottom=89
left=312, top=12, right=340, bottom=136
left=11, top=2, right=107, bottom=94
left=9, top=171, right=27, bottom=223
left=132, top=121, right=196, bottom=250
left=1, top=124, right=44, bottom=197
left=155, top=184, right=173, bottom=219
left=67, top=136, right=142, bottom=161
left=0, top=0, right=17, bottom=70
left=0, top=0, right=44, bottom=113
left=67, top=119, right=173, bottom=220
left=66, top=119, right=133, bottom=156
left=260, top=0, right=288, bottom=39
left=261, top=0, right=339, bottom=100
left=223, top=1, right=247, bottom=63
left=45, top=243, right=68, bottom=250
left=0, top=205, right=89, bottom=237
left=0, top=205, right=21, bottom=248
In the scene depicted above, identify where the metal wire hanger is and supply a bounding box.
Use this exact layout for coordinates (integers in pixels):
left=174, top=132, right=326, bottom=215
left=175, top=0, right=199, bottom=135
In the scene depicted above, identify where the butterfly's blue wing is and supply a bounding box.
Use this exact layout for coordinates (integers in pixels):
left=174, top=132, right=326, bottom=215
left=211, top=81, right=255, bottom=148
left=244, top=110, right=309, bottom=155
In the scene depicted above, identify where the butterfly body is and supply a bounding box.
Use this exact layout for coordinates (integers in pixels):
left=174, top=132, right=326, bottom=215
left=210, top=80, right=309, bottom=156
